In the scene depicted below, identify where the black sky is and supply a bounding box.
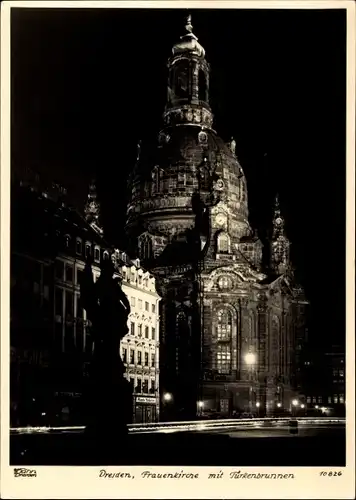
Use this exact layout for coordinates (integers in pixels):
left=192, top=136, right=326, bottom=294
left=11, top=7, right=347, bottom=348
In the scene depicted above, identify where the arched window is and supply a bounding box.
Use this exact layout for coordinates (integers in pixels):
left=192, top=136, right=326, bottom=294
left=103, top=250, right=109, bottom=260
left=217, top=343, right=231, bottom=374
left=76, top=238, right=82, bottom=255
left=141, top=236, right=152, bottom=261
left=175, top=61, right=189, bottom=99
left=94, top=246, right=100, bottom=263
left=198, top=69, right=207, bottom=101
left=151, top=166, right=162, bottom=195
left=216, top=309, right=232, bottom=340
left=64, top=234, right=71, bottom=249
left=217, top=232, right=230, bottom=254
left=85, top=243, right=92, bottom=259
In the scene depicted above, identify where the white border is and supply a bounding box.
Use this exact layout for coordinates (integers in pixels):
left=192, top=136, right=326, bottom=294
left=1, top=1, right=355, bottom=498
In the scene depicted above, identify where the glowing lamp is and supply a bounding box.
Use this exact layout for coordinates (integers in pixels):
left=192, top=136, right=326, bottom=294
left=245, top=352, right=256, bottom=365
left=300, top=404, right=305, bottom=409
left=256, top=402, right=261, bottom=408
left=163, top=392, right=172, bottom=402
left=277, top=402, right=282, bottom=408
left=292, top=399, right=299, bottom=407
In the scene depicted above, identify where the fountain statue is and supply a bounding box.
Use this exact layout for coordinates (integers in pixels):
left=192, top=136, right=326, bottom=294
left=80, top=256, right=132, bottom=457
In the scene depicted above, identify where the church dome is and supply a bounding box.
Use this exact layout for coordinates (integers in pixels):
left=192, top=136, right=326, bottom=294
left=127, top=125, right=249, bottom=236
left=126, top=15, right=253, bottom=260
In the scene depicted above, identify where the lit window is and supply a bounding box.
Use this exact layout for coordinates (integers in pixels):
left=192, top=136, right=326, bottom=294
left=328, top=396, right=332, bottom=404
left=333, top=395, right=338, bottom=404
left=220, top=398, right=229, bottom=414
left=145, top=326, right=149, bottom=338
left=318, top=396, right=322, bottom=403
left=306, top=397, right=311, bottom=403
left=312, top=397, right=316, bottom=403
left=339, top=394, right=345, bottom=404
left=103, top=251, right=109, bottom=260
left=217, top=344, right=231, bottom=374
left=217, top=232, right=230, bottom=254
left=152, top=303, right=156, bottom=314
left=216, top=309, right=232, bottom=340
left=339, top=369, right=344, bottom=378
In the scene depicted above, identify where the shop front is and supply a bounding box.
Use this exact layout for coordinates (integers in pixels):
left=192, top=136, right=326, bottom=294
left=133, top=396, right=158, bottom=424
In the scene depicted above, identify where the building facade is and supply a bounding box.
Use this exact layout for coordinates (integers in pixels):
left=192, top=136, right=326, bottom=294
left=303, top=344, right=345, bottom=416
left=126, top=16, right=309, bottom=420
left=111, top=250, right=161, bottom=423
left=10, top=175, right=160, bottom=426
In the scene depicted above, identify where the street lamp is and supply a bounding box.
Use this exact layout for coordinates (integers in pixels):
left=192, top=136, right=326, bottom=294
left=277, top=402, right=282, bottom=408
left=245, top=352, right=256, bottom=413
left=300, top=404, right=305, bottom=409
left=163, top=392, right=172, bottom=402
left=292, top=399, right=299, bottom=407
left=245, top=352, right=256, bottom=365
left=197, top=400, right=204, bottom=417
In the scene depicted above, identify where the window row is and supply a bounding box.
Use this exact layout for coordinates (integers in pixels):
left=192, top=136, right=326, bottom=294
left=122, top=348, right=156, bottom=367
left=129, top=377, right=157, bottom=395
left=129, top=322, right=156, bottom=340
left=64, top=236, right=108, bottom=262
left=130, top=297, right=156, bottom=313
left=306, top=394, right=345, bottom=404
left=332, top=368, right=344, bottom=378
left=123, top=271, right=150, bottom=288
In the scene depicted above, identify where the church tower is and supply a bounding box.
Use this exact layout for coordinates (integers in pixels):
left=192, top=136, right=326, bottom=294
left=126, top=16, right=307, bottom=420
left=270, top=194, right=290, bottom=275
left=84, top=179, right=103, bottom=236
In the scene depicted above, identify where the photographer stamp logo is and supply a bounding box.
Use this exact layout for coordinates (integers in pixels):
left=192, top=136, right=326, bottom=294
left=13, top=468, right=37, bottom=478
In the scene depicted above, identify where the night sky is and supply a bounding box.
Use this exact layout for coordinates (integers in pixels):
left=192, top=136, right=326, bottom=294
left=11, top=7, right=346, bottom=349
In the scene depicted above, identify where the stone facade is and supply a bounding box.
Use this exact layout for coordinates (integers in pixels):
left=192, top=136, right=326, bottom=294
left=126, top=16, right=308, bottom=419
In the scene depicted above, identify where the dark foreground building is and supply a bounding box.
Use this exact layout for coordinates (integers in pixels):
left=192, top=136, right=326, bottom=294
left=126, top=16, right=309, bottom=420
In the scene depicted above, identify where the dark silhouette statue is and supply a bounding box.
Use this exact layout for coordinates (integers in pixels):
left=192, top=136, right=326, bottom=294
left=80, top=256, right=132, bottom=454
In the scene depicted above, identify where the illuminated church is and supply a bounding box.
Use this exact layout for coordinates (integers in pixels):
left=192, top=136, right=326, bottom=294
left=126, top=16, right=308, bottom=420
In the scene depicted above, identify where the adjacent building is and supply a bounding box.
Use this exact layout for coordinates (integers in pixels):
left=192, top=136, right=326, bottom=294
left=10, top=173, right=160, bottom=426
left=126, top=16, right=309, bottom=420
left=303, top=344, right=345, bottom=415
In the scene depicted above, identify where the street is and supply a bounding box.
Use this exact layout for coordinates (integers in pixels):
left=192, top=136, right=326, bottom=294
left=10, top=422, right=345, bottom=467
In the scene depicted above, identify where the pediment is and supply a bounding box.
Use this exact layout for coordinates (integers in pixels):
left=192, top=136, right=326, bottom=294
left=205, top=265, right=267, bottom=292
